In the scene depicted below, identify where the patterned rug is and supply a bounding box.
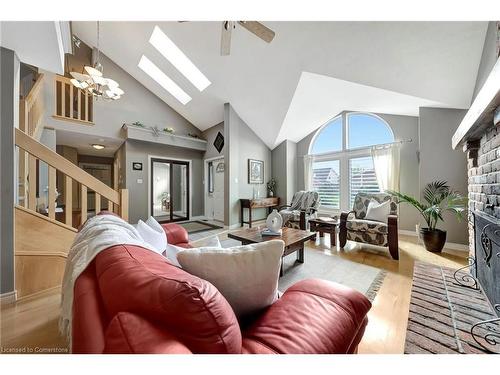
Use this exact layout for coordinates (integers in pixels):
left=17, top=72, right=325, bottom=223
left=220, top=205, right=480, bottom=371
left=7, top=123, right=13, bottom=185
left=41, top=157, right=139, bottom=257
left=220, top=239, right=386, bottom=301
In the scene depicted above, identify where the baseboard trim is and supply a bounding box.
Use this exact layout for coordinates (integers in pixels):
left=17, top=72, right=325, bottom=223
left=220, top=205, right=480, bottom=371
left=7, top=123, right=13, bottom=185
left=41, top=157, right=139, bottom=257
left=0, top=290, right=17, bottom=304
left=16, top=285, right=61, bottom=302
left=398, top=229, right=469, bottom=252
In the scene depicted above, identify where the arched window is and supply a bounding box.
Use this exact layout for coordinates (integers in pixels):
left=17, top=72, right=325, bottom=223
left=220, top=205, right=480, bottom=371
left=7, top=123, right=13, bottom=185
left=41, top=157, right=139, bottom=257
left=309, top=116, right=342, bottom=155
left=347, top=113, right=394, bottom=149
left=308, top=112, right=394, bottom=210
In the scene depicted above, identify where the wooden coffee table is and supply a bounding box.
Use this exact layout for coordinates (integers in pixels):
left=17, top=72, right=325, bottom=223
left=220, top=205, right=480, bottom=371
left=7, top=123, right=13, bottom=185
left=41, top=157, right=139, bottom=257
left=227, top=226, right=316, bottom=276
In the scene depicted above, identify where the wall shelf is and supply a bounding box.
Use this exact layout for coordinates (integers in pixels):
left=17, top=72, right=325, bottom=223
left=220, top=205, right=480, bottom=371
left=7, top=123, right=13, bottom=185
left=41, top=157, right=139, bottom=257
left=122, top=124, right=207, bottom=152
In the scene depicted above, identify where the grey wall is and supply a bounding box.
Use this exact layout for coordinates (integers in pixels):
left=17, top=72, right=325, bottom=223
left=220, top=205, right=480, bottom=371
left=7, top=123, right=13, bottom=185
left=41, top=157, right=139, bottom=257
left=224, top=103, right=272, bottom=226
left=124, top=139, right=204, bottom=224
left=287, top=141, right=298, bottom=204
left=271, top=140, right=297, bottom=206
left=473, top=21, right=498, bottom=100
left=0, top=47, right=19, bottom=295
left=419, top=107, right=468, bottom=244
left=202, top=122, right=225, bottom=160
left=295, top=111, right=420, bottom=232
left=271, top=141, right=287, bottom=202
left=43, top=52, right=201, bottom=141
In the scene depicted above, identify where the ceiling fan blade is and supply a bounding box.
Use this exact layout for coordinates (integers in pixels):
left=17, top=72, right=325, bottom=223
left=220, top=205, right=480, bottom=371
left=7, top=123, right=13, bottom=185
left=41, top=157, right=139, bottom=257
left=237, top=21, right=275, bottom=43
left=220, top=21, right=232, bottom=56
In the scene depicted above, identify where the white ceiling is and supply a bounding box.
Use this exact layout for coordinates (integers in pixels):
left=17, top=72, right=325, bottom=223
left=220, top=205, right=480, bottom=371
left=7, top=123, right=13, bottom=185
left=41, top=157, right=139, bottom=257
left=277, top=72, right=445, bottom=144
left=72, top=21, right=487, bottom=149
left=0, top=21, right=71, bottom=74
left=56, top=129, right=123, bottom=157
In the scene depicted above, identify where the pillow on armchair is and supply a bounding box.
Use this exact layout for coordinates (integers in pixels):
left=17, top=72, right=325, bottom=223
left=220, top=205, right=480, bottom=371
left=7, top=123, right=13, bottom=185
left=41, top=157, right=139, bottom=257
left=364, top=199, right=391, bottom=222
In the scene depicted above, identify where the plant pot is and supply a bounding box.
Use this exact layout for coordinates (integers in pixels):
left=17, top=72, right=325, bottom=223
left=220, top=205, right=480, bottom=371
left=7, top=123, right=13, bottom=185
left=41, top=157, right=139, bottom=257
left=420, top=228, right=447, bottom=253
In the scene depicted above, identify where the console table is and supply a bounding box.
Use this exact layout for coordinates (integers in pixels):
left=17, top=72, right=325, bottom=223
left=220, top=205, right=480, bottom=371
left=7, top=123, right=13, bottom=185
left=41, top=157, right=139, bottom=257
left=240, top=197, right=279, bottom=227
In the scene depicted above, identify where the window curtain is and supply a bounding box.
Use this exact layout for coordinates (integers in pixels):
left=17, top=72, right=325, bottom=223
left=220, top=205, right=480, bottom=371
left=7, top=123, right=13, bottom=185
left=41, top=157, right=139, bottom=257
left=371, top=143, right=400, bottom=192
left=303, top=155, right=315, bottom=191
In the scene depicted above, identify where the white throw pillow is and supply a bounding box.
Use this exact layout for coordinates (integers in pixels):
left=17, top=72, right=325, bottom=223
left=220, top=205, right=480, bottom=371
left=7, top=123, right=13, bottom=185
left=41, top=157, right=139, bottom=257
left=165, top=236, right=222, bottom=267
left=145, top=216, right=164, bottom=234
left=136, top=220, right=167, bottom=254
left=164, top=243, right=184, bottom=267
left=365, top=199, right=391, bottom=222
left=177, top=240, right=285, bottom=318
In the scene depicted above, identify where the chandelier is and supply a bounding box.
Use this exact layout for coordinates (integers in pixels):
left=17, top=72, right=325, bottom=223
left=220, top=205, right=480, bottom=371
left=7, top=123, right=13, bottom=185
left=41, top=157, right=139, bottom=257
left=69, top=22, right=124, bottom=101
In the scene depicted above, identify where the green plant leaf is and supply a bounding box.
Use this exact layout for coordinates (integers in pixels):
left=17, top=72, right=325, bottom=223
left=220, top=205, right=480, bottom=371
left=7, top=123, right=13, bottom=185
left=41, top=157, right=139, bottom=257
left=388, top=180, right=466, bottom=231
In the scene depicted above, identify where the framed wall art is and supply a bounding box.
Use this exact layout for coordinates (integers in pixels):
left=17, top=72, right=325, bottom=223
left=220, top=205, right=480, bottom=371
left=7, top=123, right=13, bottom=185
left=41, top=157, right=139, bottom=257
left=248, top=159, right=264, bottom=184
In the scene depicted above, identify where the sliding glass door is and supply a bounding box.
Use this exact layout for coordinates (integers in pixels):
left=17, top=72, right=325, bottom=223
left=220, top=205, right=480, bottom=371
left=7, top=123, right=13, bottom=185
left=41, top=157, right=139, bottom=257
left=151, top=158, right=189, bottom=222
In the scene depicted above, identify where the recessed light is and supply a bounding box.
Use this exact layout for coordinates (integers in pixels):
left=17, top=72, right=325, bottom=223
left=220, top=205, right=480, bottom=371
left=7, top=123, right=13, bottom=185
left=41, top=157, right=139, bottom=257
left=149, top=26, right=211, bottom=92
left=92, top=144, right=105, bottom=150
left=138, top=55, right=192, bottom=105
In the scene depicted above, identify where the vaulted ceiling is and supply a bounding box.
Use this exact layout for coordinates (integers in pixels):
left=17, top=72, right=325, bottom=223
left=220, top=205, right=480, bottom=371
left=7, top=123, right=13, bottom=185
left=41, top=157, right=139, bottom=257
left=72, top=21, right=488, bottom=149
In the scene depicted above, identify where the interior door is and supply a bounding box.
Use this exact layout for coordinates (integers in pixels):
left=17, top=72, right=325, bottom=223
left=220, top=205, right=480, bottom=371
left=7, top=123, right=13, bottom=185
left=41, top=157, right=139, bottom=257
left=213, top=160, right=224, bottom=222
left=151, top=158, right=189, bottom=223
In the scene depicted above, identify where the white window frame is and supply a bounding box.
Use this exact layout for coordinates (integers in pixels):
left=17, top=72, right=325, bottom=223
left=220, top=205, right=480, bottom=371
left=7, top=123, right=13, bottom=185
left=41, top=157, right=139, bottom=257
left=308, top=112, right=394, bottom=213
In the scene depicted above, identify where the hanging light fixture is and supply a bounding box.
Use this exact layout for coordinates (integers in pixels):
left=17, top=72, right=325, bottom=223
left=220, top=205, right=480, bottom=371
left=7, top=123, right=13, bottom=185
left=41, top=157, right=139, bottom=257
left=69, top=21, right=124, bottom=101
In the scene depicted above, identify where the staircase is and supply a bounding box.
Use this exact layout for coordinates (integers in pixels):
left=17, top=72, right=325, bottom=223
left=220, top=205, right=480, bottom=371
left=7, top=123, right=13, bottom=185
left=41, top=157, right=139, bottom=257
left=14, top=74, right=129, bottom=300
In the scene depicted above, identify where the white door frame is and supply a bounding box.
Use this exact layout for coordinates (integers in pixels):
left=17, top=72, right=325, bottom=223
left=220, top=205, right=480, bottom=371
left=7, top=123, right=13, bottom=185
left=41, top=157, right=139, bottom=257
left=147, top=155, right=192, bottom=221
left=204, top=156, right=224, bottom=221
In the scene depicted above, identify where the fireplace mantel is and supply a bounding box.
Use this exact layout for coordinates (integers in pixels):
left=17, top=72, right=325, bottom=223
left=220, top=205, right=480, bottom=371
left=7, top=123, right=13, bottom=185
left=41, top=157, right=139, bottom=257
left=452, top=57, right=500, bottom=149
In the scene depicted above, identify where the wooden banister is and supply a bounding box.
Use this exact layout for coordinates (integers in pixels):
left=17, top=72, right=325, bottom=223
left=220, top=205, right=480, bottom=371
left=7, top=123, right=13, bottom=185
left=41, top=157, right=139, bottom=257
left=20, top=73, right=45, bottom=139
left=15, top=128, right=120, bottom=205
left=24, top=73, right=45, bottom=106
left=54, top=75, right=94, bottom=124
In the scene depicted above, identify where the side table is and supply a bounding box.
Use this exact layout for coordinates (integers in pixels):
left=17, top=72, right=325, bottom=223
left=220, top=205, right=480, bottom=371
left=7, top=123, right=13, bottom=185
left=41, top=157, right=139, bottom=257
left=309, top=218, right=338, bottom=247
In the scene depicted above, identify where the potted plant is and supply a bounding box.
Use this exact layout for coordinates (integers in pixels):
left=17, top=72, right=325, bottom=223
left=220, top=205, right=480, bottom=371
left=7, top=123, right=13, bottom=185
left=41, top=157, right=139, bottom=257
left=267, top=178, right=277, bottom=197
left=388, top=180, right=466, bottom=253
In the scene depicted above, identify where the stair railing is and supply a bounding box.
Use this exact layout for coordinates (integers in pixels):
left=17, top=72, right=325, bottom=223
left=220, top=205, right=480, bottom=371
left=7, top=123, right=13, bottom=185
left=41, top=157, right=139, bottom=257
left=15, top=128, right=128, bottom=227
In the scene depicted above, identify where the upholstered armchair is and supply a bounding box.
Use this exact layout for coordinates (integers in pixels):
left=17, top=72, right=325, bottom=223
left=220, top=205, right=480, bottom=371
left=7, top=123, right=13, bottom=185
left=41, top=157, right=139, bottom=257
left=279, top=191, right=320, bottom=230
left=339, top=192, right=399, bottom=260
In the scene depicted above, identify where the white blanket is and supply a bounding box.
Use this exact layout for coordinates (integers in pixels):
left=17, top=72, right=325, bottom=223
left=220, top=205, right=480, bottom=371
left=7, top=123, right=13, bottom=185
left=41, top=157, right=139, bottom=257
left=59, top=214, right=158, bottom=343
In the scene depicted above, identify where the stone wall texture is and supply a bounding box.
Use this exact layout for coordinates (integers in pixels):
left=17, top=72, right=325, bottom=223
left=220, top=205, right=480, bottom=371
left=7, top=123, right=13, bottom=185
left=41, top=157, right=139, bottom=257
left=466, top=124, right=500, bottom=257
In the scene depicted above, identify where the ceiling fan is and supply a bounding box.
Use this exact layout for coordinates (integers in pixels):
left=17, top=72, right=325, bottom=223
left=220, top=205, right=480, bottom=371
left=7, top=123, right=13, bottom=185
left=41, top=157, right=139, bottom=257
left=220, top=21, right=275, bottom=56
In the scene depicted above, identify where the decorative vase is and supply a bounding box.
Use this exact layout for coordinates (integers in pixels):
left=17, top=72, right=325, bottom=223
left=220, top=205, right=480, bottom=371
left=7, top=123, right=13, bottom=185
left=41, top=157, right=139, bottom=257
left=269, top=191, right=274, bottom=197
left=420, top=228, right=447, bottom=253
left=266, top=209, right=283, bottom=232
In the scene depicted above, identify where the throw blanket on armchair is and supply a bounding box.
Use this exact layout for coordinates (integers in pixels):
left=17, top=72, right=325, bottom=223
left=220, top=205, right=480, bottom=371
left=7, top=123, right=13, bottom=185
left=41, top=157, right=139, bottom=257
left=59, top=214, right=157, bottom=343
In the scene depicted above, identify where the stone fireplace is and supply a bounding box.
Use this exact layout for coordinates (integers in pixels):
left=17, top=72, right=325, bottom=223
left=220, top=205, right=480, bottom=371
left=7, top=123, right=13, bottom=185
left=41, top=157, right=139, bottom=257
left=452, top=51, right=500, bottom=353
left=471, top=211, right=500, bottom=310
left=463, top=114, right=500, bottom=310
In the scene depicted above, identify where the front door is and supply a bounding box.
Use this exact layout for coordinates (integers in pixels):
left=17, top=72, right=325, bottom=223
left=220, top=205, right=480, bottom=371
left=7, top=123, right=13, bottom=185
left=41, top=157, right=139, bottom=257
left=151, top=158, right=190, bottom=222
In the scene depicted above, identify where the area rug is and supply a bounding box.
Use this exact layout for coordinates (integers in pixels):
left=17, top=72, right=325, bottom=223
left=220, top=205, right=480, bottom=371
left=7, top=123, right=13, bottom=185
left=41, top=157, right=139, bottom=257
left=179, top=221, right=223, bottom=234
left=220, top=239, right=386, bottom=301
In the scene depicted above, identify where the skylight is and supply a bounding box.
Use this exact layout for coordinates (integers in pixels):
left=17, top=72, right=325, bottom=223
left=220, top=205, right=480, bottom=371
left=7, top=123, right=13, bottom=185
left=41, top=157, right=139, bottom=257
left=138, top=55, right=192, bottom=105
left=149, top=26, right=211, bottom=92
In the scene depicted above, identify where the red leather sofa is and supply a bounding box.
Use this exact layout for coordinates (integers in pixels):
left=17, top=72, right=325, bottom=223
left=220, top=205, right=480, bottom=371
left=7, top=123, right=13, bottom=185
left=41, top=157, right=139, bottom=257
left=72, top=222, right=371, bottom=354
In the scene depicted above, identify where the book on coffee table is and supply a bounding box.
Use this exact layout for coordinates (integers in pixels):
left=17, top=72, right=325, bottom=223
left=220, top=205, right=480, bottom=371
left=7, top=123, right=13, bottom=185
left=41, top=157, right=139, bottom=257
left=261, top=228, right=282, bottom=236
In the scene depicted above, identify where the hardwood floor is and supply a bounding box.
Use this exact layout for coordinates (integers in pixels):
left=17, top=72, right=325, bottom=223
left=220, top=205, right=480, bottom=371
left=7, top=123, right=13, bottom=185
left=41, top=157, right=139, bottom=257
left=0, top=233, right=467, bottom=354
